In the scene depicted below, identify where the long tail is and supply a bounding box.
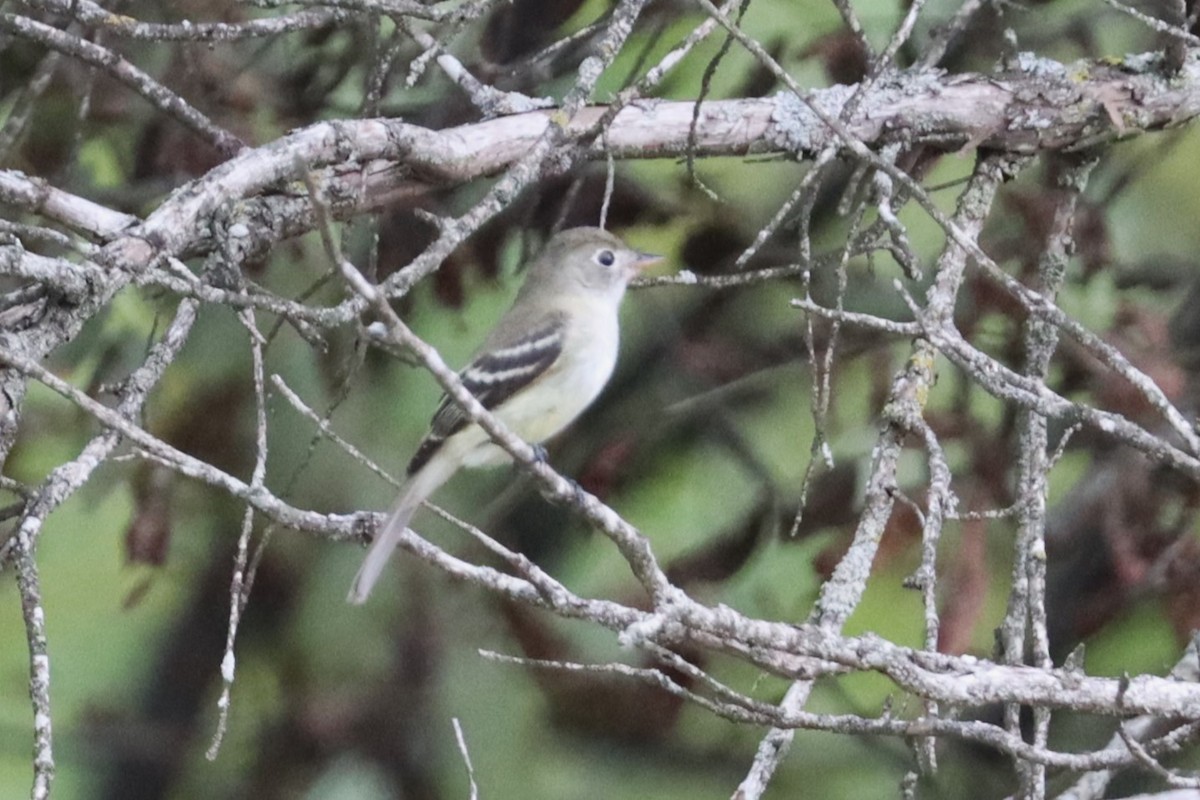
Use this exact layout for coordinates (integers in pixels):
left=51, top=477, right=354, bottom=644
left=347, top=458, right=454, bottom=604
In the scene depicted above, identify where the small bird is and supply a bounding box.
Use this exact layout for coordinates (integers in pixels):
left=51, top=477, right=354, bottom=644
left=348, top=227, right=662, bottom=604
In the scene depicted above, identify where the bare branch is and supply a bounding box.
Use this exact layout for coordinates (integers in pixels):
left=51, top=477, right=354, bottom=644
left=0, top=13, right=245, bottom=156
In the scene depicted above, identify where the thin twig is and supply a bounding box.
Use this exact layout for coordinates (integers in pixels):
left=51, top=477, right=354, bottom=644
left=452, top=719, right=480, bottom=800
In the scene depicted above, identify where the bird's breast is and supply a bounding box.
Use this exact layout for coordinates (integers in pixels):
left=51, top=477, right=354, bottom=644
left=498, top=308, right=618, bottom=443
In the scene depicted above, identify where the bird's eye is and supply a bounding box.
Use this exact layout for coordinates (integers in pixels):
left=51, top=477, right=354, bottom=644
left=595, top=249, right=616, bottom=267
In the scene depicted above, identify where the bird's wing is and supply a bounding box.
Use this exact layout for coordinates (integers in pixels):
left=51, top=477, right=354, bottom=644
left=405, top=311, right=566, bottom=475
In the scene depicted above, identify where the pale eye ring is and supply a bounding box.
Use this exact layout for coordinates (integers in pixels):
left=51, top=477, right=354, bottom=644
left=595, top=249, right=616, bottom=267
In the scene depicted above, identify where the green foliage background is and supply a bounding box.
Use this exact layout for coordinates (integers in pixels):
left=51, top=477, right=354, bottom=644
left=4, top=0, right=1200, bottom=797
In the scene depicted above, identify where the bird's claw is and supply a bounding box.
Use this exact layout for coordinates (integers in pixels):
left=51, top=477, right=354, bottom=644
left=560, top=477, right=589, bottom=508
left=537, top=477, right=589, bottom=508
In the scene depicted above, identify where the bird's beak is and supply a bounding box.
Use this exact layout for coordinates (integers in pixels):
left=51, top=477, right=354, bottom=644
left=632, top=251, right=665, bottom=273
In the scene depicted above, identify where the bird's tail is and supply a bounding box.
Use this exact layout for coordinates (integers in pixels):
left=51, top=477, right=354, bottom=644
left=346, top=460, right=454, bottom=604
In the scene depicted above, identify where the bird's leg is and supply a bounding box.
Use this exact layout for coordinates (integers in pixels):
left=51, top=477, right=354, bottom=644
left=530, top=443, right=550, bottom=463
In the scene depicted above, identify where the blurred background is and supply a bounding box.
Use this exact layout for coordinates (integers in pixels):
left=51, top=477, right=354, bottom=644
left=5, top=0, right=1200, bottom=797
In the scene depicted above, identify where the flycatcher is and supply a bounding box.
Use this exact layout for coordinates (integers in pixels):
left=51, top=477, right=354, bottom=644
left=348, top=227, right=662, bottom=603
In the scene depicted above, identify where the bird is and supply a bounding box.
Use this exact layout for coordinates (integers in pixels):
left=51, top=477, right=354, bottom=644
left=348, top=227, right=663, bottom=604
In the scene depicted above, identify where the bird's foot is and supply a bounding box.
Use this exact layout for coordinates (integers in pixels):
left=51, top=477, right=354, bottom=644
left=537, top=477, right=589, bottom=509
left=561, top=477, right=590, bottom=508
left=569, top=478, right=589, bottom=508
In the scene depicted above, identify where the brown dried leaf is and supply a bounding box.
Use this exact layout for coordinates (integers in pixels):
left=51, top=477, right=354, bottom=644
left=937, top=514, right=989, bottom=655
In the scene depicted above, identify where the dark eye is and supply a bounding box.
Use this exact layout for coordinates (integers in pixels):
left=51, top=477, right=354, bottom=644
left=595, top=249, right=615, bottom=267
